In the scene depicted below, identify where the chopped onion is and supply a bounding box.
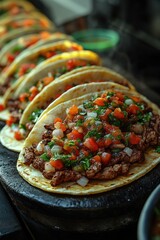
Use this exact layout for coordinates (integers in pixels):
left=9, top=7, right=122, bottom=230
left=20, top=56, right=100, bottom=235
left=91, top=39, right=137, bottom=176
left=87, top=111, right=97, bottom=118
left=125, top=99, right=133, bottom=105
left=19, top=128, right=26, bottom=137
left=51, top=145, right=62, bottom=154
left=52, top=129, right=64, bottom=138
left=77, top=176, right=89, bottom=187
left=95, top=120, right=102, bottom=126
left=68, top=122, right=75, bottom=129
left=123, top=147, right=133, bottom=156
left=45, top=162, right=55, bottom=172
left=48, top=72, right=53, bottom=77
left=36, top=141, right=44, bottom=152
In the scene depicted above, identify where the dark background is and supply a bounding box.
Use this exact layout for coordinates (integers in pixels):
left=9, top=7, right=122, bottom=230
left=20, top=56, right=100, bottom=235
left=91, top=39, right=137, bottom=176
left=1, top=0, right=160, bottom=240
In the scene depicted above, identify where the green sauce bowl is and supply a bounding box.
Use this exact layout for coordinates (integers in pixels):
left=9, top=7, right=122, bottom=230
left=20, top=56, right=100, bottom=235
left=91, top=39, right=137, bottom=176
left=72, top=29, right=120, bottom=52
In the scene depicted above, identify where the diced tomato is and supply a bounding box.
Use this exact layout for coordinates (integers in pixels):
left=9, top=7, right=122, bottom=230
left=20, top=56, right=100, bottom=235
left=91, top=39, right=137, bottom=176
left=14, top=131, right=23, bottom=140
left=101, top=152, right=111, bottom=165
left=92, top=155, right=101, bottom=163
left=55, top=93, right=62, bottom=99
left=81, top=148, right=89, bottom=157
left=84, top=137, right=99, bottom=152
left=129, top=132, right=141, bottom=145
left=65, top=85, right=73, bottom=91
left=54, top=117, right=62, bottom=124
left=10, top=6, right=21, bottom=15
left=70, top=45, right=82, bottom=51
left=68, top=105, right=78, bottom=115
left=113, top=108, right=125, bottom=119
left=18, top=63, right=36, bottom=77
left=115, top=92, right=124, bottom=101
left=112, top=139, right=121, bottom=145
left=40, top=19, right=49, bottom=27
left=25, top=37, right=39, bottom=47
left=0, top=104, right=5, bottom=111
left=131, top=96, right=140, bottom=103
left=104, top=138, right=112, bottom=147
left=127, top=104, right=139, bottom=114
left=40, top=31, right=51, bottom=39
left=70, top=154, right=77, bottom=160
left=28, top=86, right=39, bottom=101
left=42, top=51, right=56, bottom=59
left=54, top=122, right=66, bottom=132
left=19, top=93, right=29, bottom=102
left=6, top=116, right=16, bottom=126
left=104, top=123, right=119, bottom=134
left=67, top=129, right=83, bottom=140
left=100, top=109, right=112, bottom=120
left=43, top=76, right=54, bottom=86
left=97, top=139, right=105, bottom=148
left=63, top=144, right=79, bottom=155
left=29, top=86, right=38, bottom=94
left=93, top=97, right=106, bottom=106
left=23, top=19, right=35, bottom=27
left=50, top=159, right=64, bottom=170
left=7, top=53, right=15, bottom=63
left=66, top=59, right=76, bottom=71
left=28, top=93, right=36, bottom=102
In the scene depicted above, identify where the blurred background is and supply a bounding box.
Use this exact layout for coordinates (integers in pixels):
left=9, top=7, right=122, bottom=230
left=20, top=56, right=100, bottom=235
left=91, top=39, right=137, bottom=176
left=30, top=0, right=160, bottom=95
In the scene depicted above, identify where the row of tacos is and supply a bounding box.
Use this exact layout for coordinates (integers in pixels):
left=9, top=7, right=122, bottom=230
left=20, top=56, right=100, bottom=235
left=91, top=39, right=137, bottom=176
left=0, top=0, right=160, bottom=196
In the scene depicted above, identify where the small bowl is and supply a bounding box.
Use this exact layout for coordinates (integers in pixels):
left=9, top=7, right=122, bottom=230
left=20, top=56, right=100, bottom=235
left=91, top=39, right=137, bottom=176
left=137, top=184, right=160, bottom=240
left=72, top=29, right=120, bottom=52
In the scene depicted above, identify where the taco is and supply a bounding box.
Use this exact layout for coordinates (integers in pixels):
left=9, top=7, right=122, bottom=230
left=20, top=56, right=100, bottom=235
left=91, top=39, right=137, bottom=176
left=0, top=51, right=101, bottom=150
left=0, top=12, right=55, bottom=49
left=16, top=86, right=160, bottom=195
left=0, top=32, right=73, bottom=72
left=0, top=0, right=36, bottom=19
left=0, top=40, right=83, bottom=98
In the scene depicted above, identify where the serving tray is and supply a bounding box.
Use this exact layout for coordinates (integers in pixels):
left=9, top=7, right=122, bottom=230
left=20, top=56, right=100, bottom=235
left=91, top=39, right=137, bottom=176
left=0, top=65, right=160, bottom=233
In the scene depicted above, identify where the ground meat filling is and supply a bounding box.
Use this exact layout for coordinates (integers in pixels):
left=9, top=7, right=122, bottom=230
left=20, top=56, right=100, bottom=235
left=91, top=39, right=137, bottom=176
left=23, top=91, right=160, bottom=187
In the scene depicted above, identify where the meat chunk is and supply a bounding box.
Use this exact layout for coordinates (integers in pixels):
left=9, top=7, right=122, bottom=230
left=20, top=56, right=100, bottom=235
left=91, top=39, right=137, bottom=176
left=85, top=161, right=102, bottom=178
left=129, top=149, right=145, bottom=163
left=92, top=163, right=129, bottom=180
left=32, top=157, right=45, bottom=172
left=51, top=170, right=81, bottom=186
left=23, top=147, right=35, bottom=165
left=43, top=170, right=54, bottom=179
left=130, top=124, right=144, bottom=134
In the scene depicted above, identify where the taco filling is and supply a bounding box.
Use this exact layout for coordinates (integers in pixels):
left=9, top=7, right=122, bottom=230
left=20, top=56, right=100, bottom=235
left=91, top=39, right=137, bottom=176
left=0, top=2, right=35, bottom=17
left=5, top=59, right=93, bottom=138
left=0, top=45, right=81, bottom=95
left=1, top=32, right=52, bottom=70
left=23, top=90, right=160, bottom=187
left=0, top=18, right=50, bottom=38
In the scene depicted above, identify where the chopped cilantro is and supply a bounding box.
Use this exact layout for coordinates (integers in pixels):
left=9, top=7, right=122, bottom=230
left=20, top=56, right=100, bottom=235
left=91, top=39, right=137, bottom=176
left=48, top=141, right=55, bottom=148
left=53, top=152, right=78, bottom=168
left=107, top=92, right=114, bottom=99
left=19, top=124, right=26, bottom=130
left=95, top=106, right=106, bottom=116
left=37, top=55, right=46, bottom=64
left=83, top=100, right=93, bottom=109
left=76, top=119, right=83, bottom=126
left=156, top=146, right=160, bottom=153
left=108, top=113, right=121, bottom=127
left=12, top=45, right=24, bottom=53
left=40, top=153, right=50, bottom=161
left=137, top=112, right=152, bottom=124
left=80, top=156, right=91, bottom=170
left=84, top=129, right=102, bottom=139
left=68, top=140, right=76, bottom=146
left=29, top=109, right=43, bottom=123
